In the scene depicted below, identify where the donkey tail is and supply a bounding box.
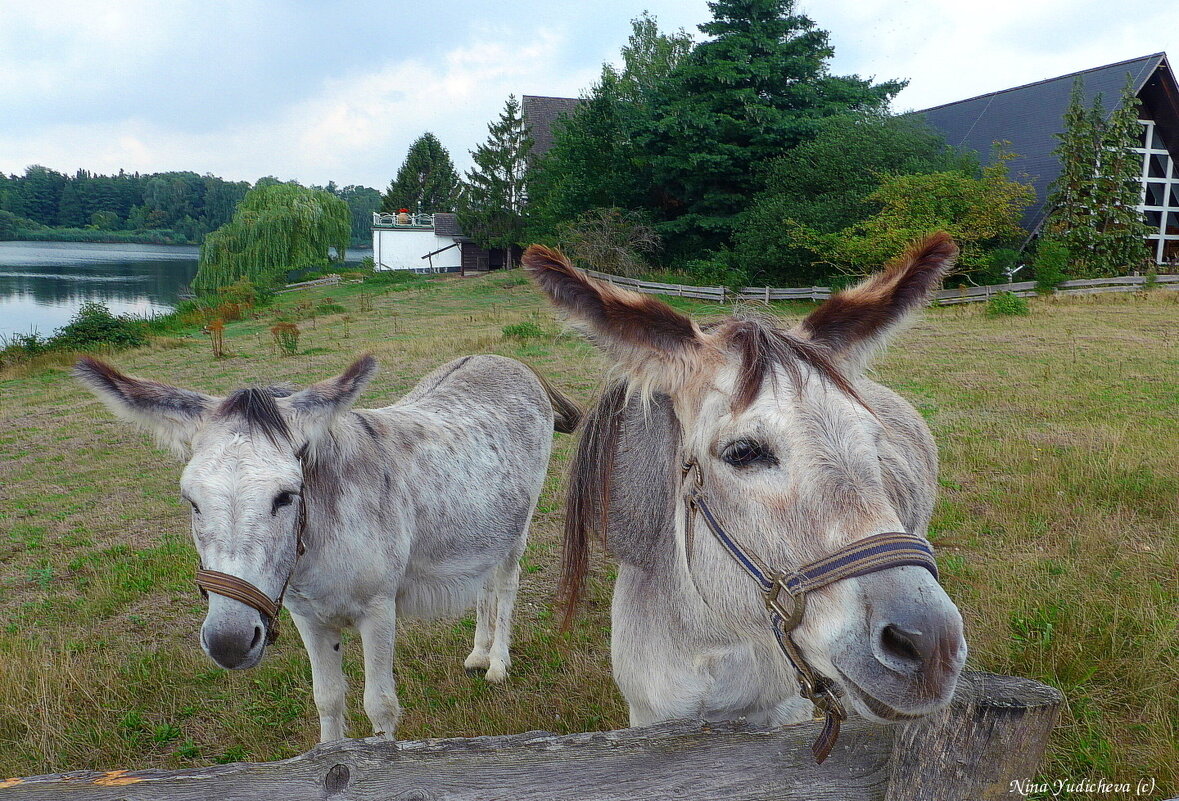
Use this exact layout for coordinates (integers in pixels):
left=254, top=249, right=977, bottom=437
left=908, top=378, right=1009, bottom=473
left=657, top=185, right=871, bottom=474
left=526, top=365, right=583, bottom=434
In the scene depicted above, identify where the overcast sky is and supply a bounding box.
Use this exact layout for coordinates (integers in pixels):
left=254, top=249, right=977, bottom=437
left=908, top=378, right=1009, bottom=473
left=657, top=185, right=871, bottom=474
left=2, top=0, right=1177, bottom=190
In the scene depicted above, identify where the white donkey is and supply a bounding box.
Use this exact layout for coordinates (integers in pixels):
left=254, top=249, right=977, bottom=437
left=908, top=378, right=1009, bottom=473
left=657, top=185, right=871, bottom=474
left=525, top=234, right=967, bottom=760
left=75, top=353, right=580, bottom=741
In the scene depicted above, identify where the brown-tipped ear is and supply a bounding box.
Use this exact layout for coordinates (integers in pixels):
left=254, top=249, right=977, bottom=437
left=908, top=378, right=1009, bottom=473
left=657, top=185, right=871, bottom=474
left=523, top=244, right=708, bottom=390
left=73, top=356, right=215, bottom=454
left=797, top=232, right=957, bottom=373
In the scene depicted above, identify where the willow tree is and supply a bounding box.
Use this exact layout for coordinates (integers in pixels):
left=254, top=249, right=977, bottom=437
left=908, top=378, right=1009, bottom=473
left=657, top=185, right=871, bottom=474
left=193, top=183, right=350, bottom=293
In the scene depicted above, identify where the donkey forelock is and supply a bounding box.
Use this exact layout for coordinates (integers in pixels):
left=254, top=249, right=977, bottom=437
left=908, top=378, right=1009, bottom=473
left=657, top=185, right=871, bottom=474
left=213, top=386, right=296, bottom=446
left=719, top=314, right=861, bottom=414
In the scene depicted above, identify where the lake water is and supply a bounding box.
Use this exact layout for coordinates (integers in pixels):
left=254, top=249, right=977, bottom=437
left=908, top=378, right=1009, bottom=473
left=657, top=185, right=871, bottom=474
left=0, top=241, right=370, bottom=339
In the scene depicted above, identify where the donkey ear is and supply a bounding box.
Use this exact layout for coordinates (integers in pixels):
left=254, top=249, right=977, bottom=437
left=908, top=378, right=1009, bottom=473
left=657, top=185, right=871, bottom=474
left=73, top=357, right=215, bottom=455
left=797, top=232, right=958, bottom=374
left=523, top=245, right=709, bottom=392
left=287, top=355, right=378, bottom=441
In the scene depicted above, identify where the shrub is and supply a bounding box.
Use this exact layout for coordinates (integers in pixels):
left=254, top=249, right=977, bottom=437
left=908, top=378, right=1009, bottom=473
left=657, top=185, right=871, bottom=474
left=502, top=321, right=546, bottom=339
left=315, top=302, right=347, bottom=315
left=985, top=248, right=1021, bottom=284
left=986, top=291, right=1030, bottom=317
left=1034, top=239, right=1070, bottom=293
left=53, top=302, right=147, bottom=350
left=555, top=208, right=662, bottom=278
left=206, top=320, right=226, bottom=359
left=270, top=323, right=300, bottom=356
left=681, top=251, right=750, bottom=290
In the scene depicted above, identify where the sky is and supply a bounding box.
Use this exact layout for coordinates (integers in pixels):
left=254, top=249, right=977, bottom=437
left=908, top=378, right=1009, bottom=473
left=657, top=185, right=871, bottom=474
left=2, top=0, right=1178, bottom=190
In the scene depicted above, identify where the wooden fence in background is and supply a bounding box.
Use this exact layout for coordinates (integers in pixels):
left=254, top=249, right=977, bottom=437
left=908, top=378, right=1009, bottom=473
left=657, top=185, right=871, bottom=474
left=583, top=269, right=1179, bottom=305
left=2, top=672, right=1063, bottom=800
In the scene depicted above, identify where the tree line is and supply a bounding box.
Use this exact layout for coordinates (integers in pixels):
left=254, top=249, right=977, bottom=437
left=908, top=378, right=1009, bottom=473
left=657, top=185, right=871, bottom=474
left=441, top=1, right=1151, bottom=286
left=0, top=167, right=382, bottom=248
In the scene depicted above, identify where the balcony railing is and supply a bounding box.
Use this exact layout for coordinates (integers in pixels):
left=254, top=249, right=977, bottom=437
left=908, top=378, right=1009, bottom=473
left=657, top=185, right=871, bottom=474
left=373, top=212, right=435, bottom=229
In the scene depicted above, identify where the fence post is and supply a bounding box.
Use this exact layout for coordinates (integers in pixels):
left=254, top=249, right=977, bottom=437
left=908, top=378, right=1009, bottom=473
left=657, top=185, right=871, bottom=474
left=885, top=672, right=1064, bottom=801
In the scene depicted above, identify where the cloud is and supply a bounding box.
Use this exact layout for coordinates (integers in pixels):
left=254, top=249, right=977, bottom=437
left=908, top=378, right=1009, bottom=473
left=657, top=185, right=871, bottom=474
left=1, top=0, right=1175, bottom=189
left=0, top=23, right=596, bottom=187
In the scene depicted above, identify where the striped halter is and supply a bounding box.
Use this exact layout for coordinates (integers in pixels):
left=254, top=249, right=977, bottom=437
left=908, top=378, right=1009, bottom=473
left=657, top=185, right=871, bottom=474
left=680, top=459, right=939, bottom=763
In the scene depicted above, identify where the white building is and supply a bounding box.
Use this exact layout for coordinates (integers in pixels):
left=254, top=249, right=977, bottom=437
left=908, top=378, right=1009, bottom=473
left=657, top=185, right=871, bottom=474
left=371, top=212, right=467, bottom=272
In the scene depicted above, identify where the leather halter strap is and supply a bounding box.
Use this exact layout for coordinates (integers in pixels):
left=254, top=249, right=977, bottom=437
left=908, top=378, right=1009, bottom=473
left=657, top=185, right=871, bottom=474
left=682, top=460, right=939, bottom=763
left=195, top=569, right=284, bottom=645
left=194, top=500, right=306, bottom=646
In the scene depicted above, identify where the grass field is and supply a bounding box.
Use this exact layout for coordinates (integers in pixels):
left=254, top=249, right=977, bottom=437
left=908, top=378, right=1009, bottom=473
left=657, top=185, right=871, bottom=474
left=0, top=272, right=1175, bottom=798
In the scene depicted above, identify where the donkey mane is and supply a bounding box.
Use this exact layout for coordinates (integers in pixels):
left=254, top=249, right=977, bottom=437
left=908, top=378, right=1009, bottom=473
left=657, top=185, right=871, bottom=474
left=215, top=386, right=296, bottom=445
left=558, top=316, right=857, bottom=626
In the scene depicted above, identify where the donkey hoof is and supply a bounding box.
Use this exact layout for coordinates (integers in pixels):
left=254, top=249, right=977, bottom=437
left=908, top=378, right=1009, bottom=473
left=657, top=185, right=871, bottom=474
left=484, top=663, right=508, bottom=683
left=464, top=652, right=490, bottom=673
left=464, top=666, right=484, bottom=677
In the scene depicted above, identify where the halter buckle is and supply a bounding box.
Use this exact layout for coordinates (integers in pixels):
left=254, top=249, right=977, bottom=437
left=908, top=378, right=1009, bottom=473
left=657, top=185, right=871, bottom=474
left=764, top=574, right=806, bottom=632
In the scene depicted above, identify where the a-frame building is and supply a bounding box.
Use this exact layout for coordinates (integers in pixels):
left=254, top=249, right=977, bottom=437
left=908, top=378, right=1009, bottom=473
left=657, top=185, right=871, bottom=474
left=916, top=53, right=1179, bottom=263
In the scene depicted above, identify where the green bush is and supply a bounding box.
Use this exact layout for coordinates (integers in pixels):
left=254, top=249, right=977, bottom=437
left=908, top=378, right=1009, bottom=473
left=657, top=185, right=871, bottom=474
left=680, top=250, right=749, bottom=290
left=502, top=321, right=546, bottom=339
left=316, top=302, right=347, bottom=315
left=53, top=302, right=147, bottom=350
left=986, top=291, right=1030, bottom=317
left=1034, top=239, right=1070, bottom=293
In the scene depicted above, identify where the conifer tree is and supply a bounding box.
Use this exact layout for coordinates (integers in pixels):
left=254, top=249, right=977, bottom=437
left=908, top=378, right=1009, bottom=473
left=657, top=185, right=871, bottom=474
left=1045, top=77, right=1150, bottom=277
left=380, top=132, right=460, bottom=214
left=458, top=95, right=534, bottom=265
left=638, top=0, right=903, bottom=257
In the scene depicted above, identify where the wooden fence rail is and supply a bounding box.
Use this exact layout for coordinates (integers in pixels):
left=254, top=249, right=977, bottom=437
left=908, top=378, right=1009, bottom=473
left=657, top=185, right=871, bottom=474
left=1, top=672, right=1062, bottom=800
left=581, top=269, right=1179, bottom=306
left=277, top=275, right=342, bottom=293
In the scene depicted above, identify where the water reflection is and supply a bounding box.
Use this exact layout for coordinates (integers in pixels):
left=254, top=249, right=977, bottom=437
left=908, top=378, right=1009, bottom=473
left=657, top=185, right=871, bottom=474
left=0, top=242, right=199, bottom=338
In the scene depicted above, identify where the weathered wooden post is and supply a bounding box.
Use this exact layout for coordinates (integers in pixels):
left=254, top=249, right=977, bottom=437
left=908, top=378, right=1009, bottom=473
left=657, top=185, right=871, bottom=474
left=0, top=672, right=1062, bottom=800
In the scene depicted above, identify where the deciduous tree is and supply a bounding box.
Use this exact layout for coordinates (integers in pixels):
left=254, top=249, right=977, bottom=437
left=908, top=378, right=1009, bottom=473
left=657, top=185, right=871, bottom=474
left=733, top=112, right=975, bottom=284
left=193, top=184, right=350, bottom=293
left=787, top=154, right=1034, bottom=278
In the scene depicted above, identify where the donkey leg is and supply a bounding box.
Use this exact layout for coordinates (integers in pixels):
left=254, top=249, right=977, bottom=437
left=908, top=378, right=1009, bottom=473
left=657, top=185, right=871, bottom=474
left=462, top=577, right=496, bottom=674
left=290, top=612, right=348, bottom=742
left=483, top=553, right=521, bottom=683
left=357, top=602, right=401, bottom=740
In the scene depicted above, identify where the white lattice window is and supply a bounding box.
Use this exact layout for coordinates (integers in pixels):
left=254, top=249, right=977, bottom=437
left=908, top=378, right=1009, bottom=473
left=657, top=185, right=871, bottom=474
left=1133, top=118, right=1179, bottom=264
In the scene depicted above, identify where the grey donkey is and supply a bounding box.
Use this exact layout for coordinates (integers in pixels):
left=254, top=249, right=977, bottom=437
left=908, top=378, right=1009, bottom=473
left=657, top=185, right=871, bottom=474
left=74, top=353, right=580, bottom=741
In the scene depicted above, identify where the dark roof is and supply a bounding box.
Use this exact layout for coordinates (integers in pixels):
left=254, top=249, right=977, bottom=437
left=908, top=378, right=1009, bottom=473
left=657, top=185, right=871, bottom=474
left=433, top=212, right=464, bottom=238
left=914, top=53, right=1168, bottom=233
left=522, top=95, right=582, bottom=157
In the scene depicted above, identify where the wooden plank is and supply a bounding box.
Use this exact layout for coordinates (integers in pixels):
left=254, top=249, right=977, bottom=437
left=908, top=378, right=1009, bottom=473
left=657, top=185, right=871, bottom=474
left=1057, top=276, right=1144, bottom=287
left=2, top=720, right=893, bottom=801
left=3, top=672, right=1061, bottom=801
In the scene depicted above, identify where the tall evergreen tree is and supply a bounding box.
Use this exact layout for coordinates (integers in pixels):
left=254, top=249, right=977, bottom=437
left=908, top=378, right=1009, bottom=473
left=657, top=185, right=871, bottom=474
left=1044, top=77, right=1150, bottom=276
left=458, top=95, right=533, bottom=263
left=638, top=0, right=904, bottom=258
left=527, top=14, right=691, bottom=239
left=380, top=132, right=460, bottom=214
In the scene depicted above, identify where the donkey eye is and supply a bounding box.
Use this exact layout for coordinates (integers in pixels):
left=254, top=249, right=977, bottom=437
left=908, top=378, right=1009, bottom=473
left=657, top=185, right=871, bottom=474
left=720, top=439, right=777, bottom=468
left=271, top=491, right=296, bottom=515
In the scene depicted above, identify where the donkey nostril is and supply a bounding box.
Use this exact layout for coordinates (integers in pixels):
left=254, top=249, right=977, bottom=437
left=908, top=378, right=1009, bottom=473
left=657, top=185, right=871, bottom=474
left=880, top=623, right=923, bottom=667
left=250, top=625, right=263, bottom=650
